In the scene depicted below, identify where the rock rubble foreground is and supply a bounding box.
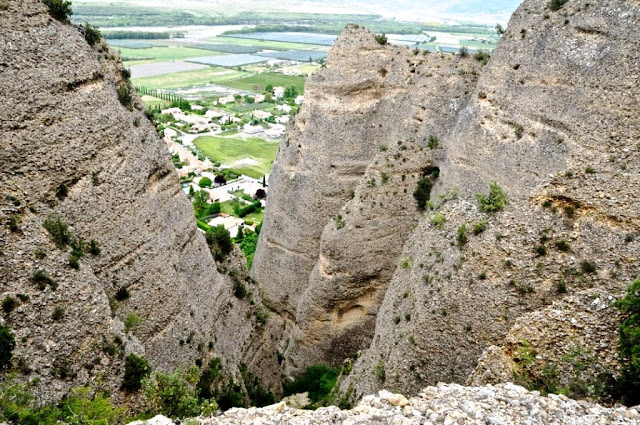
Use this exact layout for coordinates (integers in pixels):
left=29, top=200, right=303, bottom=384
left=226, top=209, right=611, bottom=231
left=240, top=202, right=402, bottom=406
left=130, top=383, right=639, bottom=425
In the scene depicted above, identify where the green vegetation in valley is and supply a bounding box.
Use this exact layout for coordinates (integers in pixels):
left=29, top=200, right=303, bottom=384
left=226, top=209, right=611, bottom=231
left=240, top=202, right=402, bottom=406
left=193, top=136, right=278, bottom=179
left=218, top=72, right=306, bottom=94
left=132, top=67, right=249, bottom=90
left=283, top=365, right=339, bottom=408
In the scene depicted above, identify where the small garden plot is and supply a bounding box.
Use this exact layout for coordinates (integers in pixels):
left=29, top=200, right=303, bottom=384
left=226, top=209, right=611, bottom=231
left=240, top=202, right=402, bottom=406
left=129, top=61, right=209, bottom=78
left=187, top=43, right=265, bottom=54
left=222, top=32, right=337, bottom=46
left=188, top=54, right=269, bottom=67
left=258, top=50, right=327, bottom=62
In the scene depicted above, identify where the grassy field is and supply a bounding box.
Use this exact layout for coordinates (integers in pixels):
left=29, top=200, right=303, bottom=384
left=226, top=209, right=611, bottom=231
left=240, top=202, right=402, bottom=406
left=132, top=67, right=249, bottom=90
left=193, top=136, right=279, bottom=179
left=116, top=46, right=217, bottom=63
left=218, top=72, right=306, bottom=94
left=140, top=95, right=171, bottom=109
left=460, top=40, right=497, bottom=49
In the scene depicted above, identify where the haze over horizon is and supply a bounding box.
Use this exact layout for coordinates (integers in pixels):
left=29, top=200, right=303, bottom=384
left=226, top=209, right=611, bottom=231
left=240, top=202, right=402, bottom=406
left=74, top=0, right=523, bottom=25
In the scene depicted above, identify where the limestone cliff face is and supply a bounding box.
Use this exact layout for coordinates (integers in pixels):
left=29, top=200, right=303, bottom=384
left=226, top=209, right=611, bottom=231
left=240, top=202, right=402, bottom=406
left=253, top=0, right=640, bottom=400
left=0, top=0, right=262, bottom=402
left=252, top=25, right=481, bottom=375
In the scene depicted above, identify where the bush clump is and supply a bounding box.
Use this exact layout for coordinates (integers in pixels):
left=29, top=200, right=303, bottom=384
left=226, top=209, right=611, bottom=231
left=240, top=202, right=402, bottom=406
left=83, top=22, right=101, bottom=46
left=32, top=269, right=57, bottom=291
left=117, top=83, right=133, bottom=109
left=145, top=366, right=218, bottom=419
left=0, top=325, right=15, bottom=369
left=413, top=167, right=440, bottom=209
left=549, top=0, right=569, bottom=11
left=477, top=181, right=508, bottom=213
left=121, top=353, right=151, bottom=392
left=198, top=177, right=212, bottom=188
left=205, top=225, right=232, bottom=262
left=374, top=33, right=388, bottom=45
left=43, top=214, right=72, bottom=248
left=42, top=0, right=73, bottom=22
left=283, top=365, right=339, bottom=406
left=614, top=279, right=640, bottom=406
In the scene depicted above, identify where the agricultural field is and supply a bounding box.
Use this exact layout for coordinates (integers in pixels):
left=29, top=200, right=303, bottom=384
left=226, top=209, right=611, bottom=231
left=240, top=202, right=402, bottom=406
left=188, top=54, right=268, bottom=67
left=217, top=72, right=306, bottom=94
left=258, top=50, right=327, bottom=62
left=115, top=46, right=217, bottom=63
left=280, top=63, right=322, bottom=75
left=186, top=43, right=264, bottom=54
left=132, top=67, right=249, bottom=90
left=140, top=95, right=171, bottom=109
left=207, top=36, right=328, bottom=51
left=222, top=32, right=337, bottom=46
left=193, top=136, right=279, bottom=179
left=130, top=61, right=209, bottom=78
left=107, top=40, right=161, bottom=49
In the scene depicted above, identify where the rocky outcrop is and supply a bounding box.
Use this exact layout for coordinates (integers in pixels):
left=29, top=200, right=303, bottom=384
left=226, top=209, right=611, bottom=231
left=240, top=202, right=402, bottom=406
left=341, top=0, right=639, bottom=400
left=253, top=0, right=640, bottom=402
left=253, top=24, right=481, bottom=376
left=0, top=0, right=266, bottom=402
left=131, top=383, right=640, bottom=424
left=468, top=288, right=625, bottom=400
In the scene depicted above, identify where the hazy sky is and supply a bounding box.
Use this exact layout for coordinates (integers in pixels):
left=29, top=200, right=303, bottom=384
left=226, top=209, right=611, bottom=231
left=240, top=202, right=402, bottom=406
left=76, top=0, right=523, bottom=24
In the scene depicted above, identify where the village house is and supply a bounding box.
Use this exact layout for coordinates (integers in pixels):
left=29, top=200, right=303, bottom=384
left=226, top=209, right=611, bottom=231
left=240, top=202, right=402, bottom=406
left=273, top=86, right=285, bottom=99
left=161, top=107, right=182, bottom=116
left=191, top=105, right=205, bottom=111
left=275, top=115, right=290, bottom=124
left=192, top=122, right=220, bottom=133
left=217, top=95, right=236, bottom=105
left=252, top=110, right=272, bottom=120
left=205, top=109, right=224, bottom=120
left=276, top=104, right=292, bottom=113
left=265, top=123, right=286, bottom=138
left=295, top=95, right=304, bottom=105
left=254, top=94, right=265, bottom=103
left=244, top=124, right=264, bottom=135
left=207, top=214, right=245, bottom=237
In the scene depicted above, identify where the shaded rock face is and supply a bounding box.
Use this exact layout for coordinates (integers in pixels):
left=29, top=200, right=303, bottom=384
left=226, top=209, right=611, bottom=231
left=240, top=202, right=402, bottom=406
left=0, top=0, right=266, bottom=402
left=253, top=0, right=640, bottom=400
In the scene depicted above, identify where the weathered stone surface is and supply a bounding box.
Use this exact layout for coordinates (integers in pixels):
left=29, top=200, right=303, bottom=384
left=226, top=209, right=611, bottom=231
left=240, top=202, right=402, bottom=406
left=342, top=0, right=639, bottom=400
left=0, top=0, right=266, bottom=402
left=252, top=0, right=640, bottom=402
left=156, top=383, right=640, bottom=424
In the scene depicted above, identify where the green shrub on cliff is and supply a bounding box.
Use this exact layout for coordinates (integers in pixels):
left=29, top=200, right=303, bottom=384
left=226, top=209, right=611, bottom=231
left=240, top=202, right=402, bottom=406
left=477, top=182, right=508, bottom=213
left=614, top=279, right=640, bottom=406
left=42, top=0, right=72, bottom=22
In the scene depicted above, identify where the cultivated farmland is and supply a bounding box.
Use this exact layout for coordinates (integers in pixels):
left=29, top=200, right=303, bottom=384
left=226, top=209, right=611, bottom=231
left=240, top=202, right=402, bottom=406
left=221, top=32, right=337, bottom=46
left=217, top=72, right=306, bottom=94
left=258, top=50, right=327, bottom=62
left=132, top=67, right=249, bottom=90
left=188, top=54, right=269, bottom=67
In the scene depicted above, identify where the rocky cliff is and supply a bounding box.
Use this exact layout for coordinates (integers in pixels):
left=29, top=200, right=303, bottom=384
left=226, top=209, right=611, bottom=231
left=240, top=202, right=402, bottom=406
left=253, top=0, right=640, bottom=402
left=0, top=0, right=266, bottom=403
